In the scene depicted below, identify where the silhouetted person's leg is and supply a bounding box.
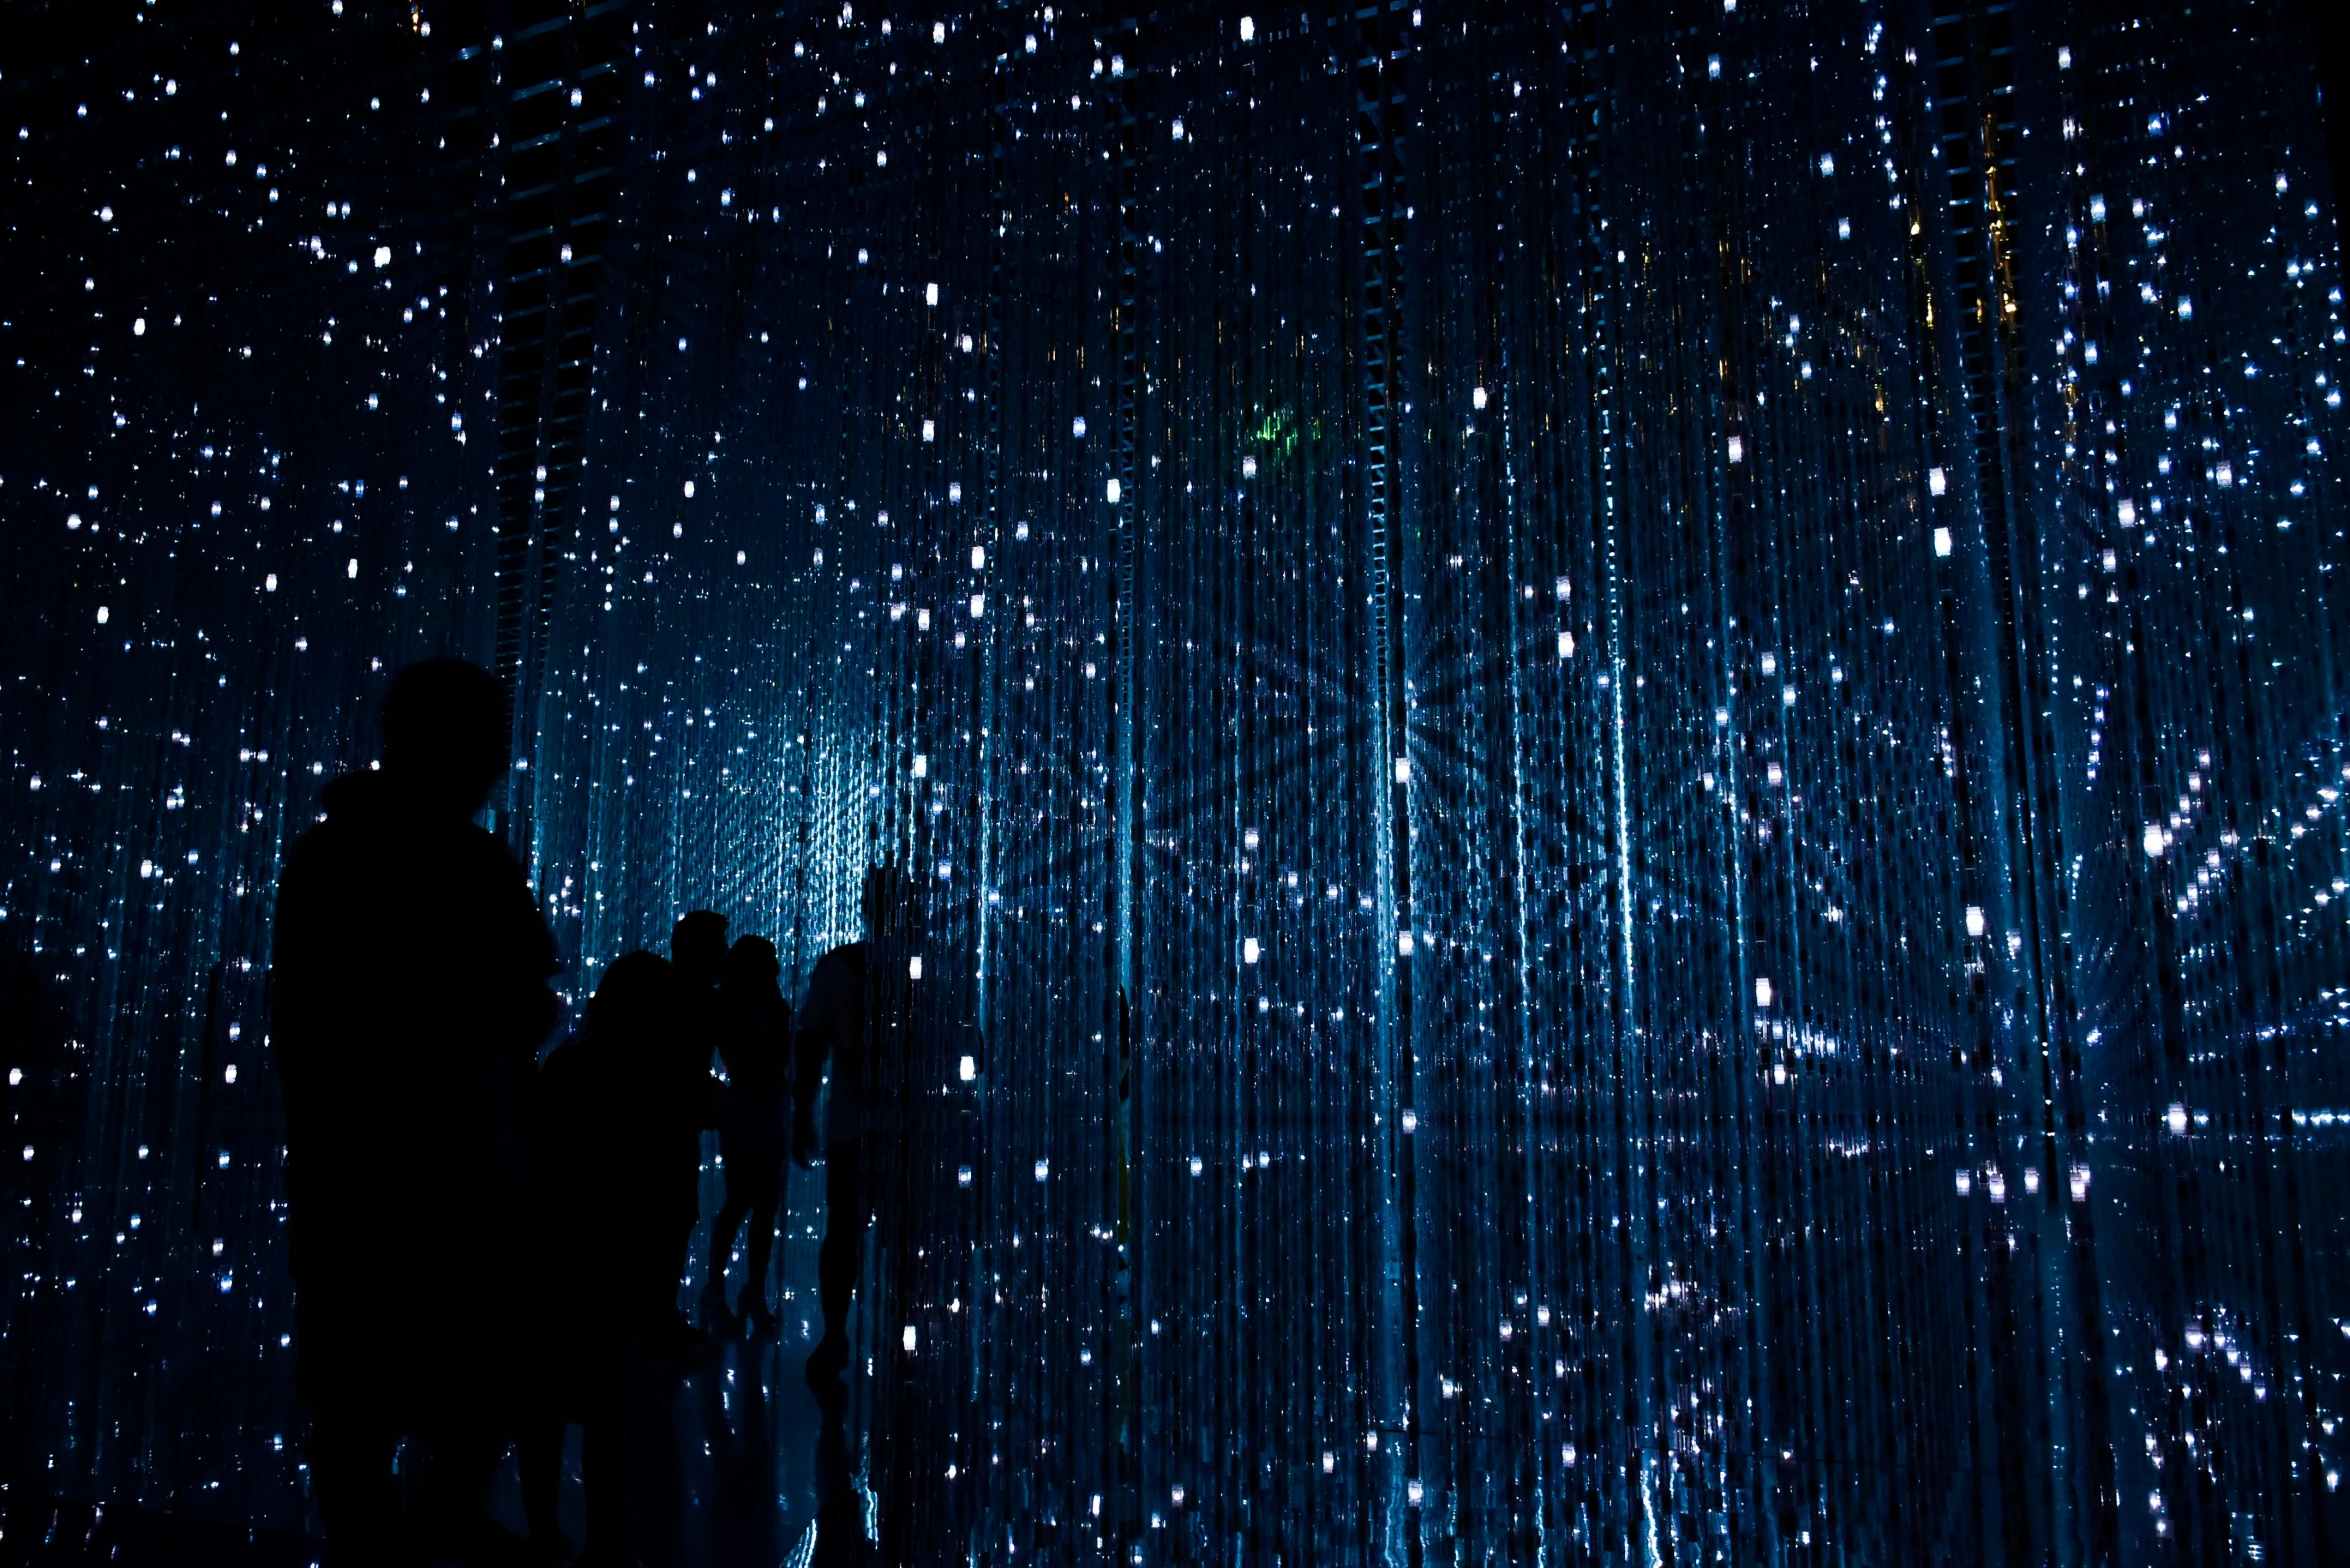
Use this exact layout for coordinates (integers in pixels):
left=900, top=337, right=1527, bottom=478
left=741, top=1165, right=782, bottom=1330
left=415, top=1412, right=508, bottom=1561
left=711, top=1153, right=782, bottom=1329
left=705, top=1180, right=752, bottom=1322
left=808, top=1378, right=867, bottom=1567
left=671, top=1206, right=700, bottom=1308
left=518, top=1409, right=565, bottom=1553
left=649, top=1174, right=708, bottom=1354
left=579, top=1368, right=630, bottom=1566
left=622, top=1221, right=684, bottom=1354
left=810, top=1477, right=872, bottom=1568
left=309, top=1400, right=403, bottom=1567
left=810, top=1142, right=865, bottom=1379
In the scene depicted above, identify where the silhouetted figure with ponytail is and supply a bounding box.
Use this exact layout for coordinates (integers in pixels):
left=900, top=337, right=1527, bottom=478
left=272, top=658, right=557, bottom=1567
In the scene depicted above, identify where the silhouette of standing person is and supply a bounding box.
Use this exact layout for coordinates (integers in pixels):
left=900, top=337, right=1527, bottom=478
left=703, top=935, right=792, bottom=1334
left=271, top=659, right=557, bottom=1566
left=659, top=910, right=727, bottom=1350
left=793, top=866, right=915, bottom=1386
left=522, top=950, right=683, bottom=1568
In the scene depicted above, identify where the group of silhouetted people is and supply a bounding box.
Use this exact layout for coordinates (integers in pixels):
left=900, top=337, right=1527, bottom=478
left=271, top=660, right=900, bottom=1567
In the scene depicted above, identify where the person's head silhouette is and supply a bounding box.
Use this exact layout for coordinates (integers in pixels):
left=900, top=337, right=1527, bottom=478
left=671, top=910, right=730, bottom=989
left=382, top=659, right=508, bottom=818
left=724, top=934, right=781, bottom=989
left=586, top=950, right=676, bottom=1048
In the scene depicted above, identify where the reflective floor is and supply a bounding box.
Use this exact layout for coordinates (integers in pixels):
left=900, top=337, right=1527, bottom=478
left=474, top=1169, right=843, bottom=1566
left=7, top=1174, right=848, bottom=1568
left=0, top=1493, right=318, bottom=1568
left=7, top=1322, right=836, bottom=1568
left=484, top=1325, right=832, bottom=1568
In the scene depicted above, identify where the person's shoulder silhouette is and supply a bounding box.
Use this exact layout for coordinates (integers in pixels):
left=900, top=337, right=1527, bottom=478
left=796, top=941, right=868, bottom=1059
left=533, top=947, right=698, bottom=1449
left=541, top=951, right=680, bottom=1227
left=803, top=938, right=868, bottom=1011
left=719, top=935, right=791, bottom=1088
